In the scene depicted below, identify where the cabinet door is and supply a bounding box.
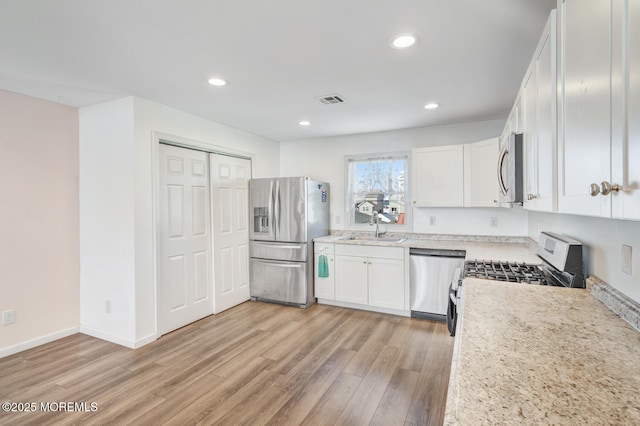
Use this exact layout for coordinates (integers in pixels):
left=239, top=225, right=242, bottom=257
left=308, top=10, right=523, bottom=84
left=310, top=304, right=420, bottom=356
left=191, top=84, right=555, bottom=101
left=368, top=257, right=404, bottom=310
left=558, top=0, right=612, bottom=216
left=513, top=94, right=524, bottom=134
left=612, top=0, right=640, bottom=220
left=522, top=65, right=538, bottom=207
left=534, top=16, right=557, bottom=213
left=314, top=243, right=335, bottom=299
left=524, top=11, right=556, bottom=213
left=412, top=145, right=464, bottom=207
left=334, top=255, right=368, bottom=304
left=468, top=138, right=499, bottom=207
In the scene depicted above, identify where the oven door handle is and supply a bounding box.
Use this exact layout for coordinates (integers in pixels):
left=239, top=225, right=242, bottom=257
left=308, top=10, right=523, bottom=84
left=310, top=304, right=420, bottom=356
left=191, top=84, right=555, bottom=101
left=447, top=281, right=458, bottom=337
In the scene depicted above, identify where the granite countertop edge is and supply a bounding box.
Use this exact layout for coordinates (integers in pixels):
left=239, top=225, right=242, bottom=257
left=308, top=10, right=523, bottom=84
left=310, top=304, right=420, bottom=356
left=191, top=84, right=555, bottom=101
left=443, top=276, right=640, bottom=425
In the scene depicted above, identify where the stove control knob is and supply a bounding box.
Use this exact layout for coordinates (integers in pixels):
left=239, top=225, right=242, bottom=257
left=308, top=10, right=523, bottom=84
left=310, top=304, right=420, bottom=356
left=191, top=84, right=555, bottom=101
left=601, top=181, right=621, bottom=196
left=589, top=183, right=601, bottom=197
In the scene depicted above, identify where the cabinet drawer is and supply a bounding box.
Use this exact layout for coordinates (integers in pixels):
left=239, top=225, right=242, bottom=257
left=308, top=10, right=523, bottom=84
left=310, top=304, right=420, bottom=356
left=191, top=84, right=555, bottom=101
left=335, top=244, right=404, bottom=259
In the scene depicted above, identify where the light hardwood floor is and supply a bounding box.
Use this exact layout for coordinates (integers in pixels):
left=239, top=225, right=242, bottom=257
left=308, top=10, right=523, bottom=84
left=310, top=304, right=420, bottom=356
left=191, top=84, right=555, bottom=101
left=0, top=302, right=454, bottom=426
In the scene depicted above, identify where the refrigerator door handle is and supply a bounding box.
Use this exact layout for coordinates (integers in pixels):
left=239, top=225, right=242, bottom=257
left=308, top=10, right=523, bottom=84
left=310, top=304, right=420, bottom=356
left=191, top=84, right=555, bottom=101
left=274, top=179, right=281, bottom=240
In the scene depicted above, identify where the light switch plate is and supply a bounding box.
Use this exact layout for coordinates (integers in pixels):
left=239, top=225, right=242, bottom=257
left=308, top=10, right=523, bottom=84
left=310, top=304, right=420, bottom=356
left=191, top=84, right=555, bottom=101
left=622, top=245, right=632, bottom=275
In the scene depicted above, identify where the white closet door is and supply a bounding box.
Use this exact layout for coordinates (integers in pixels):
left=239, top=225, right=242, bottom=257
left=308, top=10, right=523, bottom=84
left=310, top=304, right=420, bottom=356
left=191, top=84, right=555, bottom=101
left=158, top=144, right=213, bottom=335
left=210, top=154, right=252, bottom=313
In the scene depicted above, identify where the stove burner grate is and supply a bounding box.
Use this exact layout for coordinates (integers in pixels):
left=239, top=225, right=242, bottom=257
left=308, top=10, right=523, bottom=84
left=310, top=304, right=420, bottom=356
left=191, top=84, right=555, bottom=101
left=463, top=260, right=559, bottom=286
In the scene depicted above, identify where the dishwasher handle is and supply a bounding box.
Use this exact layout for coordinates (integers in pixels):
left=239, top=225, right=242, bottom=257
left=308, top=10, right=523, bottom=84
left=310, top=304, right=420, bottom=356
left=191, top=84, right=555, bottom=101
left=410, top=248, right=466, bottom=258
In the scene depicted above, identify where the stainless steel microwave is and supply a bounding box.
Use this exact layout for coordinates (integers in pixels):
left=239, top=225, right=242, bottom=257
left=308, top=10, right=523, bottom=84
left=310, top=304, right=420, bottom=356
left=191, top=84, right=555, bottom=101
left=497, top=132, right=524, bottom=207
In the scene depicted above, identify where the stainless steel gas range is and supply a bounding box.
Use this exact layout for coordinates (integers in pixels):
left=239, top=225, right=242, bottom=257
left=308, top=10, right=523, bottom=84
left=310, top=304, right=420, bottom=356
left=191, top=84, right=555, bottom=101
left=447, top=232, right=585, bottom=336
left=464, top=232, right=585, bottom=288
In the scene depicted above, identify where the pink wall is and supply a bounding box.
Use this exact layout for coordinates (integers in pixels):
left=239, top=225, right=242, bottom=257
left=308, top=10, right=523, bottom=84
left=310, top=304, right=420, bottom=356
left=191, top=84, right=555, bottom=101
left=0, top=90, right=79, bottom=355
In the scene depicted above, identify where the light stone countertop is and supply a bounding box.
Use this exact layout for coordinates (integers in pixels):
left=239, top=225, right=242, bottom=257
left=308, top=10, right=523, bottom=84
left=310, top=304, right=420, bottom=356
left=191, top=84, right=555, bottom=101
left=444, top=278, right=640, bottom=425
left=314, top=233, right=541, bottom=264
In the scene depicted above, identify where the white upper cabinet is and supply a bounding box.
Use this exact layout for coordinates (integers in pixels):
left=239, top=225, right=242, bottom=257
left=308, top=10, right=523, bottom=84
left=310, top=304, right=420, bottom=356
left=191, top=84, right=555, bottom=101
left=557, top=0, right=613, bottom=217
left=611, top=0, right=640, bottom=219
left=558, top=0, right=640, bottom=219
left=523, top=10, right=557, bottom=212
left=412, top=145, right=465, bottom=207
left=465, top=138, right=499, bottom=207
left=502, top=93, right=523, bottom=140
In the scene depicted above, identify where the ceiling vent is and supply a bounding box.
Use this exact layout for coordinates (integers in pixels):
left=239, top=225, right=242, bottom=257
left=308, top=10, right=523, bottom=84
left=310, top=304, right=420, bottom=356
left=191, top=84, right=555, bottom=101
left=316, top=94, right=345, bottom=105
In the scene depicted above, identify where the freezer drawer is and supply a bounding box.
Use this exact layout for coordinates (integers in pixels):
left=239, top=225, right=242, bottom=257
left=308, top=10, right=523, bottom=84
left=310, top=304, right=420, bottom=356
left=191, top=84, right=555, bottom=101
left=250, top=258, right=307, bottom=304
left=250, top=241, right=308, bottom=262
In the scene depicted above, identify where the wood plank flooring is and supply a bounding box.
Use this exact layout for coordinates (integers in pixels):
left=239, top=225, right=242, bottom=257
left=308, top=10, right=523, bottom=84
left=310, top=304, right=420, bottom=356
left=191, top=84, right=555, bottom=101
left=0, top=302, right=454, bottom=426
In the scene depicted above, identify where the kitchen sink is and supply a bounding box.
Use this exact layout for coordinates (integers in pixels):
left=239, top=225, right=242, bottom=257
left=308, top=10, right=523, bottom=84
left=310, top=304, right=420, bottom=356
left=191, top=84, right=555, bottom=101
left=342, top=236, right=407, bottom=243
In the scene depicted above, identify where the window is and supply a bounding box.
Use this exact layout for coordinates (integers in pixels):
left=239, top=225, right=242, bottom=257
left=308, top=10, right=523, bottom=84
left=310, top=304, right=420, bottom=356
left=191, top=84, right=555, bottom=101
left=346, top=152, right=410, bottom=227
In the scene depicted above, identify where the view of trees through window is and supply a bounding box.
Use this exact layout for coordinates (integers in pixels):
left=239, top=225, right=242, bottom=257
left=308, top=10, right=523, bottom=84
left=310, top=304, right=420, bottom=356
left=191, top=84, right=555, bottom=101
left=347, top=154, right=408, bottom=225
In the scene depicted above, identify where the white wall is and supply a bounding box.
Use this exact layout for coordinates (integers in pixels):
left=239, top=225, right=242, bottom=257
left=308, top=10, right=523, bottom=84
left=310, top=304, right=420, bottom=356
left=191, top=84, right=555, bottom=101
left=280, top=119, right=527, bottom=236
left=79, top=97, right=137, bottom=346
left=528, top=211, right=640, bottom=303
left=414, top=207, right=528, bottom=236
left=79, top=96, right=280, bottom=348
left=0, top=90, right=79, bottom=357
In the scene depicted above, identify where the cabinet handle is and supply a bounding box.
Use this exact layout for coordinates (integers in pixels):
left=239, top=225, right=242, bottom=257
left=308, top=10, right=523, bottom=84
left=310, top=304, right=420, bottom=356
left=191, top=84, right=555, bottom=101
left=589, top=183, right=601, bottom=197
left=601, top=181, right=621, bottom=196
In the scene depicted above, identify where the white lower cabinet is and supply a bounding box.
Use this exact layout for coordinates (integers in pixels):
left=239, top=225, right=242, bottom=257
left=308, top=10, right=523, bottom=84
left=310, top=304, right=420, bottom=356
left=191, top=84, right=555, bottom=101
left=315, top=242, right=408, bottom=315
left=314, top=242, right=335, bottom=300
left=334, top=255, right=368, bottom=304
left=367, top=257, right=404, bottom=310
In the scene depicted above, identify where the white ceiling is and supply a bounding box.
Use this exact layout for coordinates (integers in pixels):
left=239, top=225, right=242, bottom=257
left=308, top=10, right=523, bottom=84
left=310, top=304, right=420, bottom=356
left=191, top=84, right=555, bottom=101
left=0, top=0, right=556, bottom=142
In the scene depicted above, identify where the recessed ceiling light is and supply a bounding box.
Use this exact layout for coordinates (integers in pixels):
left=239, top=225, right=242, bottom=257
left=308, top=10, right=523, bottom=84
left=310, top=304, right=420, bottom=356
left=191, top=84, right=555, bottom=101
left=208, top=78, right=227, bottom=86
left=299, top=121, right=311, bottom=126
left=391, top=34, right=417, bottom=49
left=424, top=103, right=440, bottom=110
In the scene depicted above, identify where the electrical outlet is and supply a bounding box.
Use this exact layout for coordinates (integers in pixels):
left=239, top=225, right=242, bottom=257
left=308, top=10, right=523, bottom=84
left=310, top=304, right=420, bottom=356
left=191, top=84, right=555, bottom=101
left=622, top=245, right=632, bottom=275
left=429, top=216, right=436, bottom=226
left=105, top=300, right=112, bottom=314
left=490, top=217, right=498, bottom=228
left=2, top=309, right=15, bottom=326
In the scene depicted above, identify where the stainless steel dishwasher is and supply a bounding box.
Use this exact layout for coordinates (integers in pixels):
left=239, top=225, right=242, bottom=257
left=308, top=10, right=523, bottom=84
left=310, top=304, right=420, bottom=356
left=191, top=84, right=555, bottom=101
left=409, top=248, right=465, bottom=321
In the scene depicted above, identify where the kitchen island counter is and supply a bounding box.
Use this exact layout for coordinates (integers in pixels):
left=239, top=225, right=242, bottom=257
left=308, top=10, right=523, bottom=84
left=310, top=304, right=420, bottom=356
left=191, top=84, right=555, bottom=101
left=445, top=278, right=640, bottom=425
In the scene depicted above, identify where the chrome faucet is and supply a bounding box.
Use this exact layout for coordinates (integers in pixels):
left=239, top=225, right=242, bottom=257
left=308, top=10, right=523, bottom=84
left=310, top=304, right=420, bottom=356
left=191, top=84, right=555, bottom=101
left=370, top=211, right=387, bottom=238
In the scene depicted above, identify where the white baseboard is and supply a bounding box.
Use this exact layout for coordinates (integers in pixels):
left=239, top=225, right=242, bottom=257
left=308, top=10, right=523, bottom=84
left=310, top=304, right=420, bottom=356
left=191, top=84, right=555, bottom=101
left=317, top=299, right=410, bottom=317
left=0, top=327, right=80, bottom=359
left=79, top=326, right=136, bottom=349
left=134, top=333, right=158, bottom=348
left=0, top=327, right=159, bottom=359
left=79, top=327, right=158, bottom=349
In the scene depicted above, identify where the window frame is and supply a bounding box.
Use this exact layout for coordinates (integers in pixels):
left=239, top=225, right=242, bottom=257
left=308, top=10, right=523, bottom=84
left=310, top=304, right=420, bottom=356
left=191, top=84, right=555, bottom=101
left=344, top=151, right=412, bottom=231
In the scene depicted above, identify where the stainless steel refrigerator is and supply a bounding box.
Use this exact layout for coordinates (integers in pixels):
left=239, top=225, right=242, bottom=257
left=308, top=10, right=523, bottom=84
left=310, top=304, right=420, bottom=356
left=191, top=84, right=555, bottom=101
left=249, top=177, right=330, bottom=307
